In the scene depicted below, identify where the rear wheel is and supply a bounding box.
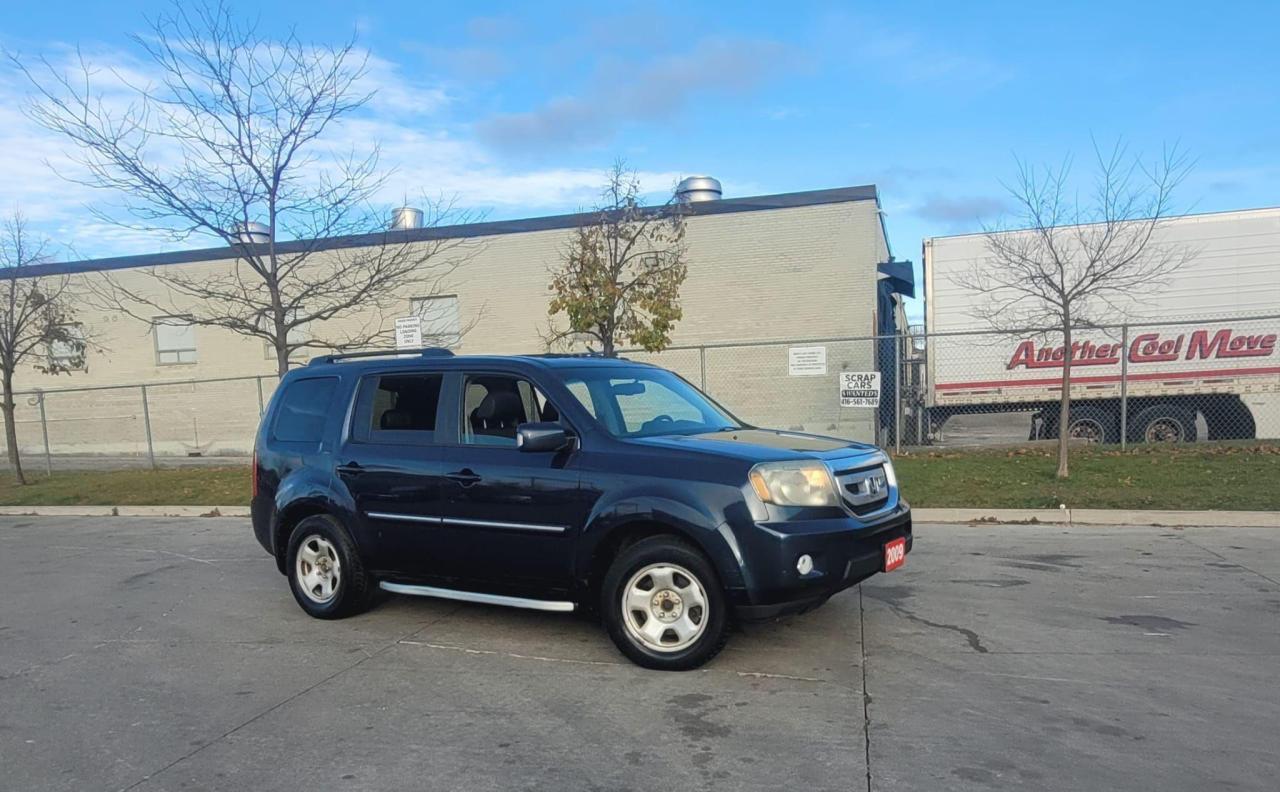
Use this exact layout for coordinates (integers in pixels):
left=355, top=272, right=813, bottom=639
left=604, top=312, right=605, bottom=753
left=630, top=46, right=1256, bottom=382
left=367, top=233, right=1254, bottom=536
left=602, top=536, right=728, bottom=670
left=286, top=514, right=374, bottom=619
left=1131, top=404, right=1198, bottom=444
left=1065, top=406, right=1118, bottom=444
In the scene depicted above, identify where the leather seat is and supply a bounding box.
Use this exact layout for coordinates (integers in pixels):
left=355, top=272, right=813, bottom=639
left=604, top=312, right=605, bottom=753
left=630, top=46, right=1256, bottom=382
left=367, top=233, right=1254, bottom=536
left=380, top=408, right=416, bottom=430
left=470, top=390, right=526, bottom=443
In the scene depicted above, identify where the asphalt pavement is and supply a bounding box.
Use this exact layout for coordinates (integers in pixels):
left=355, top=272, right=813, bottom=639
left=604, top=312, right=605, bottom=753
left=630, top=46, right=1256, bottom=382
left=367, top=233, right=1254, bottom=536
left=1, top=516, right=1276, bottom=791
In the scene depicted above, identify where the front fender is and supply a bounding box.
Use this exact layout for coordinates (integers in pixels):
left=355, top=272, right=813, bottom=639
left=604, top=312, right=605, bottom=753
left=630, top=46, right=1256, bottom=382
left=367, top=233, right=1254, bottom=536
left=576, top=483, right=748, bottom=592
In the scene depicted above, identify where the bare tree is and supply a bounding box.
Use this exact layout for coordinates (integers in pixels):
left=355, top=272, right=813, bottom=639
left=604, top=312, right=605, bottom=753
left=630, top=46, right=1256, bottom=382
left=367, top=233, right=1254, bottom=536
left=0, top=212, right=89, bottom=484
left=545, top=161, right=688, bottom=356
left=958, top=142, right=1193, bottom=477
left=12, top=1, right=476, bottom=375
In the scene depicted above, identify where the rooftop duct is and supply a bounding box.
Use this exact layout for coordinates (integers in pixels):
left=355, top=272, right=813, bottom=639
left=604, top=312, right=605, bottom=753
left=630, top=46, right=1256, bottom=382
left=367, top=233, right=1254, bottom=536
left=391, top=207, right=424, bottom=230
left=676, top=176, right=722, bottom=203
left=234, top=222, right=270, bottom=245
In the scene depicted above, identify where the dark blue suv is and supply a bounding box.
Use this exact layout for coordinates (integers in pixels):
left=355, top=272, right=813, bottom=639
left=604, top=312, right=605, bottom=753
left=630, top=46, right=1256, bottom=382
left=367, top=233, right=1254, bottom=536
left=252, top=349, right=912, bottom=670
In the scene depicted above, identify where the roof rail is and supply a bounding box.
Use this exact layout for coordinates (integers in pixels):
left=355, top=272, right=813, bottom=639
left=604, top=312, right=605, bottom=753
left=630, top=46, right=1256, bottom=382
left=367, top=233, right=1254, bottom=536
left=526, top=351, right=627, bottom=359
left=308, top=348, right=455, bottom=366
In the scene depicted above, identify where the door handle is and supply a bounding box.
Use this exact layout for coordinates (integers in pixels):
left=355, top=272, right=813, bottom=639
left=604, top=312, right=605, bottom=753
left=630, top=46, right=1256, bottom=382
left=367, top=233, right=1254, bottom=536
left=336, top=462, right=364, bottom=476
left=447, top=468, right=482, bottom=486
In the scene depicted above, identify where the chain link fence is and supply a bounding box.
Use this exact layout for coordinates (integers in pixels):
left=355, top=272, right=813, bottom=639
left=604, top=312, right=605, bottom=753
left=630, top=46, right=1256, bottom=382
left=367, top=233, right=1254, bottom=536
left=4, top=375, right=280, bottom=471
left=2, top=313, right=1276, bottom=468
left=630, top=312, right=1279, bottom=450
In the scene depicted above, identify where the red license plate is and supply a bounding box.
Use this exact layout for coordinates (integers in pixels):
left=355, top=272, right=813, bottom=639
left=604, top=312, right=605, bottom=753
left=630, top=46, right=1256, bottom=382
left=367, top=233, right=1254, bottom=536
left=883, top=537, right=907, bottom=573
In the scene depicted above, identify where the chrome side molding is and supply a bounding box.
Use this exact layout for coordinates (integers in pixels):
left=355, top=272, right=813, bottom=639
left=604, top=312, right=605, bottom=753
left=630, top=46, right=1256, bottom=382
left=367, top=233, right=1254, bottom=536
left=364, top=511, right=567, bottom=534
left=379, top=581, right=576, bottom=612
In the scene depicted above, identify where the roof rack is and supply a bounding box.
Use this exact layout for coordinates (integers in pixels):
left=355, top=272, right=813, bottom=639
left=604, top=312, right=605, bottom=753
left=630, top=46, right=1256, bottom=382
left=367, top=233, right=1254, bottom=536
left=526, top=351, right=628, bottom=360
left=308, top=348, right=455, bottom=366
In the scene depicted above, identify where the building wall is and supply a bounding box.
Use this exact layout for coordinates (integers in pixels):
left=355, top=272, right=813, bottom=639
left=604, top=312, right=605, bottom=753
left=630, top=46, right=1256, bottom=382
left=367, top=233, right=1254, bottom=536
left=8, top=195, right=890, bottom=454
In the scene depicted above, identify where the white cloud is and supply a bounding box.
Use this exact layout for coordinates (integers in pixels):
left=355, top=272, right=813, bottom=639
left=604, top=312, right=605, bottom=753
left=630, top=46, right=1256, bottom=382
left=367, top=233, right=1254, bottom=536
left=0, top=44, right=681, bottom=260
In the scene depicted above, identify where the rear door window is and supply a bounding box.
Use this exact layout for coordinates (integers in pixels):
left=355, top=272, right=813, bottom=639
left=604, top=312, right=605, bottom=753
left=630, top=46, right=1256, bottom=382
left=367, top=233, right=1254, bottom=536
left=352, top=372, right=444, bottom=444
left=272, top=377, right=339, bottom=444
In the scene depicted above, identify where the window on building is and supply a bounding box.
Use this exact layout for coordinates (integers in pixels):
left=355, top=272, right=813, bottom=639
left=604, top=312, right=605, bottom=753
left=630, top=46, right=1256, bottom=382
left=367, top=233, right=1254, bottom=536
left=48, top=324, right=86, bottom=371
left=272, top=377, right=338, bottom=443
left=154, top=317, right=197, bottom=365
left=411, top=295, right=460, bottom=349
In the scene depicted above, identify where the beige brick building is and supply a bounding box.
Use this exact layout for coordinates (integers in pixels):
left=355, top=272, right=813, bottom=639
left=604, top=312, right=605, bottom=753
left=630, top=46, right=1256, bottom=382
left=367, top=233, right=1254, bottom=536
left=9, top=185, right=907, bottom=456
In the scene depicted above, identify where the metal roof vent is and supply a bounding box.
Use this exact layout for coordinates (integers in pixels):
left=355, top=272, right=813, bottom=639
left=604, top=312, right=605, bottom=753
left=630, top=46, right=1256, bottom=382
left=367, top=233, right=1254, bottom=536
left=676, top=176, right=722, bottom=203
left=391, top=207, right=424, bottom=230
left=234, top=222, right=270, bottom=245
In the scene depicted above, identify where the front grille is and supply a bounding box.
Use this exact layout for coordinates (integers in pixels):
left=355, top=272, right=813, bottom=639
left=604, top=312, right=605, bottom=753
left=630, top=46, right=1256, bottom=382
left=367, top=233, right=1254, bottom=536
left=834, top=464, right=890, bottom=515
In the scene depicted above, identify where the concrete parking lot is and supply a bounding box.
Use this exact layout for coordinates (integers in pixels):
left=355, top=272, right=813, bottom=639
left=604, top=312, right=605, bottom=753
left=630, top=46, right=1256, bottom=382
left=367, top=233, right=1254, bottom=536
left=1, top=517, right=1277, bottom=791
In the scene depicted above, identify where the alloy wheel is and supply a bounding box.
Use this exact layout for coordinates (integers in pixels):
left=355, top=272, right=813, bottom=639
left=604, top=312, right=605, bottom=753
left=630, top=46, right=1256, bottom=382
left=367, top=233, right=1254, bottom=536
left=295, top=534, right=342, bottom=604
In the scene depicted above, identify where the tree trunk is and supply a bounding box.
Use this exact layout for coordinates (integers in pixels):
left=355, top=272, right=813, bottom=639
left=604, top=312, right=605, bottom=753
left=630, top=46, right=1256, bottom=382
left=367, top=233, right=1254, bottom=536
left=274, top=342, right=290, bottom=376
left=2, top=368, right=26, bottom=485
left=1057, top=321, right=1072, bottom=479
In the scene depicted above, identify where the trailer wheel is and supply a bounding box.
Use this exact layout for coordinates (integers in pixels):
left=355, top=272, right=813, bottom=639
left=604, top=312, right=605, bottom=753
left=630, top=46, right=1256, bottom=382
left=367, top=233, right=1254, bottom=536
left=1065, top=406, right=1118, bottom=444
left=1131, top=404, right=1197, bottom=444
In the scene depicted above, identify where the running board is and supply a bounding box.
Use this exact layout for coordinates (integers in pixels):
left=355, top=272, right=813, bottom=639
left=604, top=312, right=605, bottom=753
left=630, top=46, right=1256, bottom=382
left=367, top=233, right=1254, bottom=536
left=379, top=581, right=576, bottom=612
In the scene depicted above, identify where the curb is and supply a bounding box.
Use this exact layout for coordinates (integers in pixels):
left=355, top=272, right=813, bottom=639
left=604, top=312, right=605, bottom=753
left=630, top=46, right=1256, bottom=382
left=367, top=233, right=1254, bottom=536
left=912, top=507, right=1280, bottom=528
left=0, top=505, right=249, bottom=518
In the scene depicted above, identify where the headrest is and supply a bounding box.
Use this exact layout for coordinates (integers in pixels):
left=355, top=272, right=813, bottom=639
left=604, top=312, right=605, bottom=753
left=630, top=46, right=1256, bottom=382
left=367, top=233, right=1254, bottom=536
left=474, top=390, right=524, bottom=422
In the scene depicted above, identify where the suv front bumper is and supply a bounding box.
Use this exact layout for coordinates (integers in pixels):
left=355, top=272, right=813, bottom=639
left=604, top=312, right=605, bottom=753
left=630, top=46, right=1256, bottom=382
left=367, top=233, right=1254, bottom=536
left=730, top=504, right=912, bottom=621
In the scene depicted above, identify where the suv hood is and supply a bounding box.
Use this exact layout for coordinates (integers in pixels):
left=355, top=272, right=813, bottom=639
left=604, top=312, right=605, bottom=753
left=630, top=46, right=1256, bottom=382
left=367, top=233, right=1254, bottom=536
left=630, top=428, right=881, bottom=464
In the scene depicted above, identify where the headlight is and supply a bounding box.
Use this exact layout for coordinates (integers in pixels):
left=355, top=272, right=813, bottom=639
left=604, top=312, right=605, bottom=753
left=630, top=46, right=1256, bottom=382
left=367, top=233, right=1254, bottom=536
left=748, top=461, right=838, bottom=507
left=882, top=457, right=897, bottom=488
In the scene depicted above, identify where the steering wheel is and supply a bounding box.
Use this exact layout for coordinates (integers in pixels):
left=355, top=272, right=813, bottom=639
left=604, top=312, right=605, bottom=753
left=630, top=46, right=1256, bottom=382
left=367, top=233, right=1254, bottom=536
left=650, top=414, right=674, bottom=424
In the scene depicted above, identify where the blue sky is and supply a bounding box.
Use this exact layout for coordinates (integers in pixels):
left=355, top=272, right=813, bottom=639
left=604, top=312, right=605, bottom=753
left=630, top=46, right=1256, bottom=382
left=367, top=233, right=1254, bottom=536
left=2, top=1, right=1278, bottom=322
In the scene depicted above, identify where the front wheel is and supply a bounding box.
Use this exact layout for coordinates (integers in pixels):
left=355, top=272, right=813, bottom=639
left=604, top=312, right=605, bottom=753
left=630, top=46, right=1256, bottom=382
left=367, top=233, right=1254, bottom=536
left=601, top=536, right=729, bottom=671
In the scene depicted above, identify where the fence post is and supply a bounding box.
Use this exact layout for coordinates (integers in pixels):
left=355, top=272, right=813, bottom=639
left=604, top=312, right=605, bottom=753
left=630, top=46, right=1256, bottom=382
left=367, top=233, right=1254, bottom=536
left=699, top=347, right=707, bottom=392
left=893, top=334, right=902, bottom=454
left=141, top=385, right=156, bottom=470
left=1119, top=324, right=1129, bottom=451
left=256, top=376, right=265, bottom=415
left=36, top=390, right=52, bottom=476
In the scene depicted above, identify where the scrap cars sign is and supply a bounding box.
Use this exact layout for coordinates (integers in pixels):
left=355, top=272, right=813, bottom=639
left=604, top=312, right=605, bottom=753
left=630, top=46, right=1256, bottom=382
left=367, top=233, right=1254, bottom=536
left=1007, top=327, right=1278, bottom=370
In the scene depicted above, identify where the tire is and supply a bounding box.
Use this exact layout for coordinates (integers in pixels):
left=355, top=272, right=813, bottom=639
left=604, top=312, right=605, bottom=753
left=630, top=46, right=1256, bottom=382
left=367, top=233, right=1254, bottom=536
left=286, top=514, right=375, bottom=619
left=1065, top=406, right=1118, bottom=444
left=1131, top=404, right=1198, bottom=444
left=601, top=536, right=729, bottom=671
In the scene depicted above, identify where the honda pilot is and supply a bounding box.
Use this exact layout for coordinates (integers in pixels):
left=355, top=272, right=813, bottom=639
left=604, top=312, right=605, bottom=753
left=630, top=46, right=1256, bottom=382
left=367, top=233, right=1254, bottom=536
left=251, top=349, right=912, bottom=670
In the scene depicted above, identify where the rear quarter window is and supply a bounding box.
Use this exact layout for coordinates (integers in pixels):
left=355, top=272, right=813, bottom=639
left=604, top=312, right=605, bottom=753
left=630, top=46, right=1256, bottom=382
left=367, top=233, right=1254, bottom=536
left=272, top=377, right=339, bottom=444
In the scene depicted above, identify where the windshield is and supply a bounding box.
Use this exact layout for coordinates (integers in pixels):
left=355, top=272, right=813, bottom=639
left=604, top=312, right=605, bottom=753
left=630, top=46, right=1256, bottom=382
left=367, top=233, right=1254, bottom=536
left=560, top=367, right=742, bottom=438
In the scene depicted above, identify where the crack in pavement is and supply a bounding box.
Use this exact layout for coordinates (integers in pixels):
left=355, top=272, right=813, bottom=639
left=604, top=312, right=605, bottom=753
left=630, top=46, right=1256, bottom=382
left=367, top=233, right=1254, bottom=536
left=1175, top=534, right=1280, bottom=588
left=864, top=590, right=990, bottom=654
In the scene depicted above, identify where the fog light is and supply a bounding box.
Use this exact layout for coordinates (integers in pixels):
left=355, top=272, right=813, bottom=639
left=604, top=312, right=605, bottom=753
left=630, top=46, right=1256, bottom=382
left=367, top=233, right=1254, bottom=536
left=796, top=554, right=814, bottom=575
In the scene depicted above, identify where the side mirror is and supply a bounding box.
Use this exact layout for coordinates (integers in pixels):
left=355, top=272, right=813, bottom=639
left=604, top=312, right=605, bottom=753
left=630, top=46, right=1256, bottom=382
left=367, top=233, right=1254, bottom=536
left=516, top=422, right=573, bottom=452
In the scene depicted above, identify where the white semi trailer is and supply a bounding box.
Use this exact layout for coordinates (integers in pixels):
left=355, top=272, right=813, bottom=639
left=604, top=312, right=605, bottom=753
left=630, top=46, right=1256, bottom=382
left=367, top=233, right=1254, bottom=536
left=922, top=206, right=1280, bottom=443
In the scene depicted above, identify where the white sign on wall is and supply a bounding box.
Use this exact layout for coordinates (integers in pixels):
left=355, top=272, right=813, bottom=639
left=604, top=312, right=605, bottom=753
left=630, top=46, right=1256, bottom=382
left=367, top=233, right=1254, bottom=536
left=839, top=371, right=881, bottom=407
left=788, top=346, right=828, bottom=376
left=395, top=316, right=423, bottom=349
